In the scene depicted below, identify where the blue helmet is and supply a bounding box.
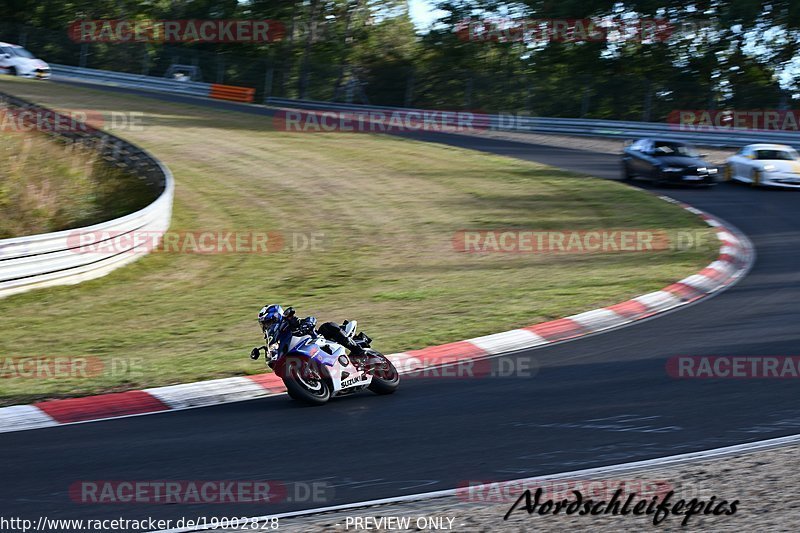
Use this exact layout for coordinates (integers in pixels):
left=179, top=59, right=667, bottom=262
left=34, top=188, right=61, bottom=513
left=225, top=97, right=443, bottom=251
left=257, top=304, right=284, bottom=337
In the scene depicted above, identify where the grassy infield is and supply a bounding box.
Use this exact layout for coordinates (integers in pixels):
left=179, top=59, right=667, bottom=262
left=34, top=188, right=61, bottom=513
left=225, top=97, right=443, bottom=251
left=0, top=77, right=717, bottom=406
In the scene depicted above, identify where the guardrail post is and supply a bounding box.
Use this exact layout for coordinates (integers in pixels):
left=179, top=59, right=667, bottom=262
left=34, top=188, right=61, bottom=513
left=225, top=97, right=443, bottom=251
left=79, top=43, right=89, bottom=68
left=404, top=71, right=415, bottom=108
left=580, top=87, right=591, bottom=117
left=643, top=80, right=653, bottom=122
left=464, top=75, right=473, bottom=109
left=141, top=45, right=150, bottom=76
left=263, top=65, right=274, bottom=104
left=216, top=56, right=225, bottom=84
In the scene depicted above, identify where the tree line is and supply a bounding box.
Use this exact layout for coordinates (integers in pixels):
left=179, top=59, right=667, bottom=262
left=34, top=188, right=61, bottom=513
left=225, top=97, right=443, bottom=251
left=1, top=0, right=798, bottom=120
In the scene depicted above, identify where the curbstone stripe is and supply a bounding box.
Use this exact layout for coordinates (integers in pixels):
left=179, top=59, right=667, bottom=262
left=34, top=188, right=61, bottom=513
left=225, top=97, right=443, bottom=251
left=0, top=198, right=754, bottom=433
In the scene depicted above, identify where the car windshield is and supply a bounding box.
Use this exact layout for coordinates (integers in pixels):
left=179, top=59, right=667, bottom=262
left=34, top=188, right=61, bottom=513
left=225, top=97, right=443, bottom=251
left=10, top=47, right=35, bottom=59
left=754, top=149, right=798, bottom=161
left=652, top=143, right=699, bottom=157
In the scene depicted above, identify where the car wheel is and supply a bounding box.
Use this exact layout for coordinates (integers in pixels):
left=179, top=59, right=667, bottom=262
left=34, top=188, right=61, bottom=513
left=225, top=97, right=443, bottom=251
left=8, top=66, right=16, bottom=76
left=621, top=161, right=634, bottom=181
left=724, top=164, right=734, bottom=182
left=750, top=169, right=761, bottom=187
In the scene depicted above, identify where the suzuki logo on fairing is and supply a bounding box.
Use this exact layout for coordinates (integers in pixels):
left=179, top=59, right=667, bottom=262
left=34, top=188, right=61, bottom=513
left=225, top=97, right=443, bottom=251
left=341, top=374, right=367, bottom=388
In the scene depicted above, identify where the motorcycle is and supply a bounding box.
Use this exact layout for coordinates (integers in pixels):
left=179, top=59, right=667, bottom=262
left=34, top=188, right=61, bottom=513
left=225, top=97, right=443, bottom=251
left=250, top=314, right=400, bottom=405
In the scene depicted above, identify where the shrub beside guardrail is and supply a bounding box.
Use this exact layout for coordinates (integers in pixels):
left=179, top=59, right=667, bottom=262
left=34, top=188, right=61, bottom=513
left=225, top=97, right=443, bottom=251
left=0, top=91, right=174, bottom=299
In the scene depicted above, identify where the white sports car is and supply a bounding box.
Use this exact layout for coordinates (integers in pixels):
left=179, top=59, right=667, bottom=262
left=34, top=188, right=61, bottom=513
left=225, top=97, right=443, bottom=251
left=0, top=42, right=50, bottom=79
left=724, top=143, right=800, bottom=188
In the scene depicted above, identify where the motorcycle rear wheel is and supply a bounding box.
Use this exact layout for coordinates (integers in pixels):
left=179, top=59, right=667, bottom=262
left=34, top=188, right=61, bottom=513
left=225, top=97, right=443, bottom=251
left=366, top=350, right=400, bottom=395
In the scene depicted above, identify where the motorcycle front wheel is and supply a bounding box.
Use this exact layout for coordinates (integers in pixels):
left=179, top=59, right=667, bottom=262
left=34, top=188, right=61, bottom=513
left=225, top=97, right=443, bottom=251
left=366, top=350, right=400, bottom=395
left=280, top=356, right=331, bottom=405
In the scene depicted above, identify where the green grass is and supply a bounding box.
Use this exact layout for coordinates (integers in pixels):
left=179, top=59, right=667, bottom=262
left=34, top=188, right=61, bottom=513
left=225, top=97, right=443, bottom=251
left=0, top=77, right=718, bottom=405
left=0, top=128, right=156, bottom=238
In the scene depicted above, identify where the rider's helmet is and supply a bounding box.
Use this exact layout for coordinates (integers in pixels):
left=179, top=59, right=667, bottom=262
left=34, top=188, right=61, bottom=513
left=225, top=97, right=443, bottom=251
left=257, top=304, right=284, bottom=339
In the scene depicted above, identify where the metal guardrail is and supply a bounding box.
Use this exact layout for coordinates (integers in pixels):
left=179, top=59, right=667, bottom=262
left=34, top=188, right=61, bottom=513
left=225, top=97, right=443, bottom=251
left=266, top=97, right=799, bottom=149
left=47, top=63, right=795, bottom=149
left=51, top=64, right=212, bottom=98
left=0, top=92, right=174, bottom=299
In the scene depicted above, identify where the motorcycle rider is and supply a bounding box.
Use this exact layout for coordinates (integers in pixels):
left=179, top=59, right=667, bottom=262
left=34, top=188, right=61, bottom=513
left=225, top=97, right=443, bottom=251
left=253, top=304, right=365, bottom=360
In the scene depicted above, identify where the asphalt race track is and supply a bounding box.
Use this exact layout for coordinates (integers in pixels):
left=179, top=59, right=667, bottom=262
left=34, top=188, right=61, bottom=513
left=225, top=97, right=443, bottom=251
left=2, top=82, right=800, bottom=527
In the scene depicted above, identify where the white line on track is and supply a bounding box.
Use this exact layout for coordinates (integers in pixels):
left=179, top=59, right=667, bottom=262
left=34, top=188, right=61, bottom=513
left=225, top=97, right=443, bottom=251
left=153, top=433, right=800, bottom=532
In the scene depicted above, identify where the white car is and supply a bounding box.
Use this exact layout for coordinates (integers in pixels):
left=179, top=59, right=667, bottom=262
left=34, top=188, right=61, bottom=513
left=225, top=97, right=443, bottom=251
left=0, top=42, right=50, bottom=79
left=725, top=143, right=800, bottom=188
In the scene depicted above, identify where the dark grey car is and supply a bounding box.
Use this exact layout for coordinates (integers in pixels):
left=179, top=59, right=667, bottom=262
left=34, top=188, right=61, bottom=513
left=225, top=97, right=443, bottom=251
left=622, top=139, right=719, bottom=186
